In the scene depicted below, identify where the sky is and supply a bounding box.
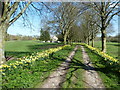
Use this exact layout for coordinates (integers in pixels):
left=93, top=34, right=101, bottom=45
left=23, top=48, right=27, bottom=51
left=7, top=15, right=42, bottom=36
left=7, top=3, right=119, bottom=37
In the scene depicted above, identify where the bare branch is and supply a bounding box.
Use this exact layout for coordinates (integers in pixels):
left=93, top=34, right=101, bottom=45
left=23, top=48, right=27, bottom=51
left=9, top=1, right=31, bottom=26
left=105, top=2, right=119, bottom=19
left=105, top=10, right=120, bottom=28
left=41, top=2, right=61, bottom=20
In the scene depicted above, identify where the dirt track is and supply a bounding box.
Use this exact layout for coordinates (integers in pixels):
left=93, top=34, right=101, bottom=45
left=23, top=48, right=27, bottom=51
left=81, top=46, right=105, bottom=88
left=35, top=45, right=105, bottom=88
left=41, top=46, right=78, bottom=88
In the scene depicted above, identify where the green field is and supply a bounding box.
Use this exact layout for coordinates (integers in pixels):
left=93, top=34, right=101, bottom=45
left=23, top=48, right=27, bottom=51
left=3, top=40, right=119, bottom=88
left=5, top=41, right=119, bottom=59
left=5, top=40, right=63, bottom=59
left=90, top=41, right=119, bottom=59
left=3, top=45, right=74, bottom=88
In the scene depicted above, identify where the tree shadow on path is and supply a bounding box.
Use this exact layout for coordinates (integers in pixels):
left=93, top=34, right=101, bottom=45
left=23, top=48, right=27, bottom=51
left=61, top=55, right=120, bottom=88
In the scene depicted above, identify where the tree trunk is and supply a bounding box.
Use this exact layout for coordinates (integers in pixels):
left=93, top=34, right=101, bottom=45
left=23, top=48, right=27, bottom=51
left=91, top=31, right=94, bottom=47
left=87, top=37, right=90, bottom=45
left=85, top=38, right=88, bottom=44
left=64, top=34, right=67, bottom=45
left=0, top=25, right=7, bottom=64
left=70, top=39, right=72, bottom=45
left=101, top=28, right=106, bottom=52
left=68, top=39, right=72, bottom=45
left=64, top=30, right=70, bottom=45
left=92, top=38, right=94, bottom=47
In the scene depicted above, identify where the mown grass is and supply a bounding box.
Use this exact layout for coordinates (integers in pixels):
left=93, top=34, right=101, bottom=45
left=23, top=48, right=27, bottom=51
left=5, top=40, right=63, bottom=61
left=84, top=46, right=120, bottom=89
left=90, top=41, right=119, bottom=59
left=62, top=45, right=84, bottom=88
left=2, top=46, right=74, bottom=89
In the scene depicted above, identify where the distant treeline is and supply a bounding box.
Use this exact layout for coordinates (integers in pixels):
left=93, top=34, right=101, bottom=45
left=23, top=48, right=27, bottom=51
left=5, top=33, right=119, bottom=43
left=95, top=35, right=120, bottom=43
left=106, top=35, right=120, bottom=43
left=5, top=34, right=39, bottom=41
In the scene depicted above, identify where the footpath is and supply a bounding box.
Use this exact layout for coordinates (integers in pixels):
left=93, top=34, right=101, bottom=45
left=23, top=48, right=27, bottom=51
left=41, top=45, right=78, bottom=88
left=35, top=45, right=105, bottom=88
left=81, top=46, right=105, bottom=88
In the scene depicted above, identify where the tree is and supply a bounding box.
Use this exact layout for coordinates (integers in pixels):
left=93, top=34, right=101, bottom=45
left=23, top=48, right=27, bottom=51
left=44, top=2, right=88, bottom=44
left=40, top=29, right=50, bottom=42
left=0, top=1, right=32, bottom=64
left=79, top=9, right=100, bottom=46
left=0, top=1, right=47, bottom=63
left=57, top=34, right=64, bottom=42
left=91, top=2, right=119, bottom=52
left=67, top=24, right=81, bottom=44
left=52, top=3, right=79, bottom=44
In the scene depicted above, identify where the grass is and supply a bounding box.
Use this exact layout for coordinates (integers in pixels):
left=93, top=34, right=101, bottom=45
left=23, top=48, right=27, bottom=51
left=4, top=41, right=119, bottom=88
left=5, top=40, right=63, bottom=60
left=2, top=46, right=75, bottom=89
left=84, top=46, right=120, bottom=89
left=62, top=45, right=85, bottom=88
left=90, top=41, right=119, bottom=59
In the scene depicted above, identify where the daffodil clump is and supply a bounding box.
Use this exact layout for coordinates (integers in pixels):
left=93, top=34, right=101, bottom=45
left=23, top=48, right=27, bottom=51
left=80, top=43, right=119, bottom=65
left=0, top=45, right=70, bottom=76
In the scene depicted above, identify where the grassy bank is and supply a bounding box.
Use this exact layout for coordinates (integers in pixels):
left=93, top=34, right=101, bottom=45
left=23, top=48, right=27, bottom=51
left=62, top=46, right=84, bottom=88
left=84, top=46, right=120, bottom=89
left=2, top=46, right=74, bottom=89
left=90, top=41, right=119, bottom=59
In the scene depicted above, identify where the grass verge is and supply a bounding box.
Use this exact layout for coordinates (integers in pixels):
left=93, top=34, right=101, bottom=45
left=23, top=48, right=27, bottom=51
left=62, top=46, right=84, bottom=88
left=2, top=46, right=74, bottom=89
left=90, top=41, right=119, bottom=59
left=84, top=46, right=120, bottom=89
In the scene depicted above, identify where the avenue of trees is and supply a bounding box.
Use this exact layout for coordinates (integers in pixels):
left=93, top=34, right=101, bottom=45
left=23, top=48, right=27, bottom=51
left=0, top=1, right=119, bottom=63
left=44, top=2, right=119, bottom=52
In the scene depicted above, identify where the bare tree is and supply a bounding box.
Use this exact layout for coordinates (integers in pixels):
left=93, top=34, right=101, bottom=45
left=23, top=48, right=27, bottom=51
left=0, top=1, right=32, bottom=64
left=67, top=24, right=81, bottom=44
left=79, top=9, right=100, bottom=46
left=44, top=2, right=88, bottom=44
left=0, top=0, right=52, bottom=64
left=91, top=1, right=120, bottom=52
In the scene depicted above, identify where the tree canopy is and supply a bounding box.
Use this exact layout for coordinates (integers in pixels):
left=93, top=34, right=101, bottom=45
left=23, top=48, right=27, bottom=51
left=40, top=29, right=50, bottom=42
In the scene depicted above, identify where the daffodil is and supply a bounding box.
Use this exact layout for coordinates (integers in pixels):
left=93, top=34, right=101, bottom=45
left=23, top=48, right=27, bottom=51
left=13, top=65, right=17, bottom=68
left=0, top=45, right=70, bottom=71
left=81, top=43, right=119, bottom=65
left=2, top=73, right=5, bottom=76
